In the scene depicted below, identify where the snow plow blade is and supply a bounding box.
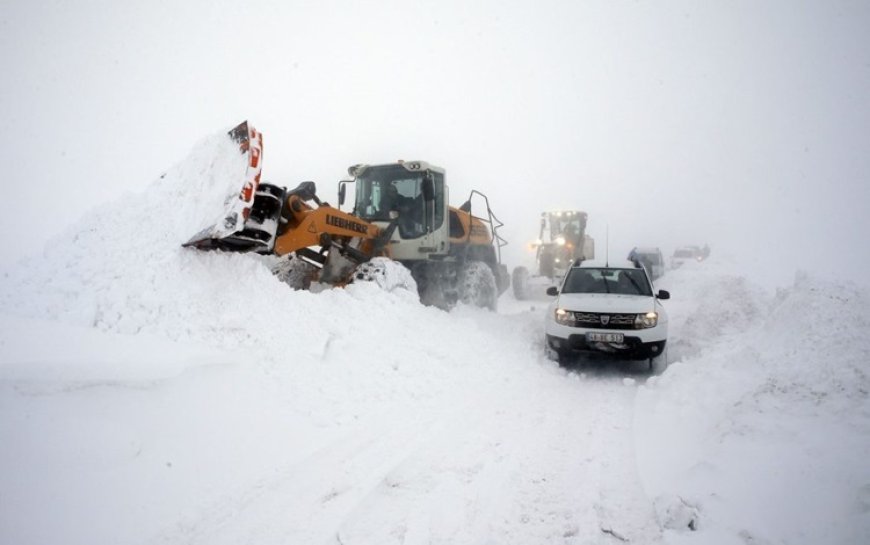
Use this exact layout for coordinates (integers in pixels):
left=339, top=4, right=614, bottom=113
left=182, top=121, right=282, bottom=253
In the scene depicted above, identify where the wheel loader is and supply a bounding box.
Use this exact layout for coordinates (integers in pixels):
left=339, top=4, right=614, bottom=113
left=183, top=121, right=509, bottom=310
left=511, top=210, right=595, bottom=300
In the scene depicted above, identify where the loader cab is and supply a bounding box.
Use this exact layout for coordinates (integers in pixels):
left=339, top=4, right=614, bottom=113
left=350, top=161, right=449, bottom=260
left=534, top=210, right=593, bottom=278
left=541, top=211, right=587, bottom=248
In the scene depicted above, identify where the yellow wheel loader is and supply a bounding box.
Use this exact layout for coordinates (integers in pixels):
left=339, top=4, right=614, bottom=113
left=184, top=122, right=509, bottom=310
left=512, top=210, right=595, bottom=300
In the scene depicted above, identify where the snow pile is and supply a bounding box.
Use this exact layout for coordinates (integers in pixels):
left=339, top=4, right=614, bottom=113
left=756, top=272, right=870, bottom=410
left=350, top=256, right=418, bottom=293
left=0, top=128, right=354, bottom=355
left=637, top=263, right=870, bottom=544
left=658, top=260, right=767, bottom=362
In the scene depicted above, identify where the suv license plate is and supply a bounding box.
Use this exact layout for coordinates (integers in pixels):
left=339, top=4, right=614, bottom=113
left=587, top=332, right=624, bottom=343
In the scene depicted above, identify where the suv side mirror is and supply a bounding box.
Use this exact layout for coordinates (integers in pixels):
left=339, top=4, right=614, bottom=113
left=546, top=286, right=559, bottom=296
left=657, top=290, right=670, bottom=300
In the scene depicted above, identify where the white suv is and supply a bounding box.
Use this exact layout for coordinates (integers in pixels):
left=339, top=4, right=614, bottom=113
left=545, top=260, right=669, bottom=365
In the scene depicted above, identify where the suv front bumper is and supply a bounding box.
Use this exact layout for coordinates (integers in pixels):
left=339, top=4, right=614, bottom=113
left=546, top=333, right=667, bottom=360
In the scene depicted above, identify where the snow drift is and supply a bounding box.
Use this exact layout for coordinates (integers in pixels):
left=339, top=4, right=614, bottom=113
left=638, top=264, right=870, bottom=544
left=0, top=128, right=419, bottom=356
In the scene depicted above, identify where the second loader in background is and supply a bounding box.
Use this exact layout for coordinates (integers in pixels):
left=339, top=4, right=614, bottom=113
left=184, top=122, right=510, bottom=310
left=512, top=210, right=595, bottom=300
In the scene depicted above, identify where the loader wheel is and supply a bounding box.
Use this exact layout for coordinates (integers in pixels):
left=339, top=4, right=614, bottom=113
left=272, top=256, right=317, bottom=290
left=417, top=277, right=450, bottom=310
left=512, top=266, right=530, bottom=300
left=458, top=261, right=498, bottom=311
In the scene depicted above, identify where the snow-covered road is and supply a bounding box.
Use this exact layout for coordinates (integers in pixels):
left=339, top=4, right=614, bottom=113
left=1, top=295, right=668, bottom=545
left=155, top=362, right=659, bottom=545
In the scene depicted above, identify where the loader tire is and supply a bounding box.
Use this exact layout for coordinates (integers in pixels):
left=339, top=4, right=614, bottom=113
left=458, top=261, right=498, bottom=311
left=512, top=266, right=530, bottom=300
left=417, top=278, right=450, bottom=309
left=272, top=256, right=317, bottom=290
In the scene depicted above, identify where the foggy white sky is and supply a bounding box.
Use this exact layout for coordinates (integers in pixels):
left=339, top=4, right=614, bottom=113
left=2, top=0, right=868, bottom=285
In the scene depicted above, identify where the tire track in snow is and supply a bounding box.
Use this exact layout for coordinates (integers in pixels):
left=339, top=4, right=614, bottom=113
left=330, top=369, right=663, bottom=543
left=479, top=371, right=662, bottom=545
left=583, top=378, right=662, bottom=543
left=331, top=386, right=552, bottom=544
left=148, top=396, right=477, bottom=545
left=149, top=308, right=663, bottom=545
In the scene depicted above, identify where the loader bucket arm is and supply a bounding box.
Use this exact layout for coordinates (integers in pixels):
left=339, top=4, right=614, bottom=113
left=269, top=191, right=391, bottom=285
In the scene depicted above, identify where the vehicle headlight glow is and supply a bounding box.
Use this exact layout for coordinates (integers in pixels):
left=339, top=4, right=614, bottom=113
left=555, top=308, right=575, bottom=325
left=555, top=236, right=566, bottom=246
left=635, top=312, right=658, bottom=328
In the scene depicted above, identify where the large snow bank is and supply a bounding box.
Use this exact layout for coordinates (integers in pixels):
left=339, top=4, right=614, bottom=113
left=637, top=263, right=870, bottom=544
left=0, top=128, right=402, bottom=356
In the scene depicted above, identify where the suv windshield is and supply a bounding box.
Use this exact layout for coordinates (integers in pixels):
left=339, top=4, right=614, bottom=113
left=562, top=267, right=652, bottom=296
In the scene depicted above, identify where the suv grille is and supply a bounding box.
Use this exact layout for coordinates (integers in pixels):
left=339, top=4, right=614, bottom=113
left=571, top=312, right=637, bottom=330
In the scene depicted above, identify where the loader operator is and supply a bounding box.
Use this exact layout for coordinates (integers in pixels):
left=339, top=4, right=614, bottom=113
left=380, top=182, right=425, bottom=238
left=380, top=182, right=407, bottom=214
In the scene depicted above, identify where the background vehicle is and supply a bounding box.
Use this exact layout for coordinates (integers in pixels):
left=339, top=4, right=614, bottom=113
left=544, top=259, right=670, bottom=369
left=184, top=122, right=509, bottom=310
left=512, top=210, right=595, bottom=300
left=628, top=246, right=665, bottom=281
left=670, top=245, right=709, bottom=269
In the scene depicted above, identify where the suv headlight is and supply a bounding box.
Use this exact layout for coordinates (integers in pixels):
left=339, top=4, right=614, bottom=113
left=555, top=308, right=575, bottom=325
left=635, top=312, right=658, bottom=328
